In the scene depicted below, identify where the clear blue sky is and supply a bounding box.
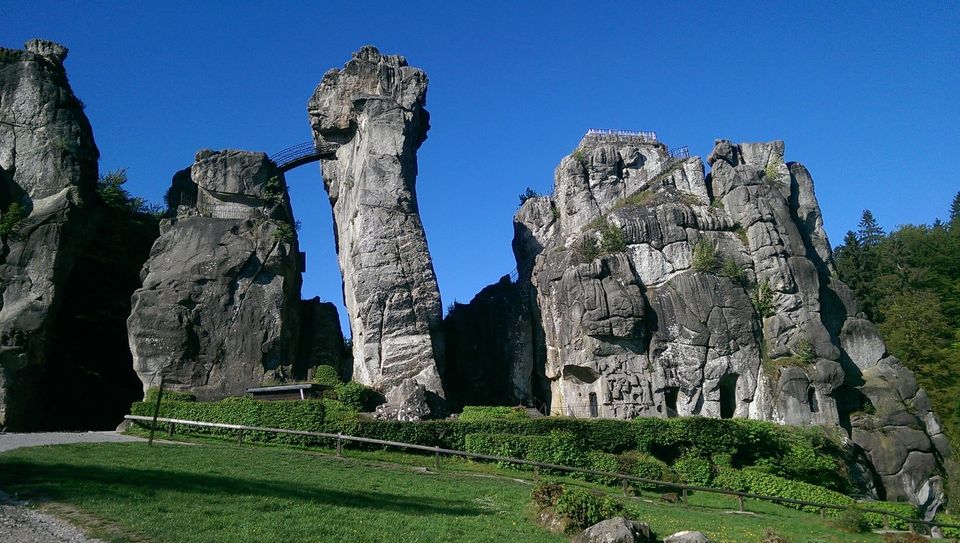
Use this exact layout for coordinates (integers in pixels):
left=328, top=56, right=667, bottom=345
left=5, top=1, right=959, bottom=336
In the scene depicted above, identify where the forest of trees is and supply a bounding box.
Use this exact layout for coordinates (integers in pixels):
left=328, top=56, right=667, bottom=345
left=834, top=192, right=960, bottom=442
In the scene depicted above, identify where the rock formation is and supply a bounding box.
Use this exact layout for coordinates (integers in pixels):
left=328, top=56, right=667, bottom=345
left=0, top=40, right=99, bottom=430
left=307, top=46, right=445, bottom=403
left=453, top=130, right=949, bottom=513
left=127, top=150, right=309, bottom=399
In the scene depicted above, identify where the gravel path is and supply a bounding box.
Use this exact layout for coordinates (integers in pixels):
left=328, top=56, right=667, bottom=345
left=0, top=431, right=147, bottom=453
left=0, top=431, right=151, bottom=542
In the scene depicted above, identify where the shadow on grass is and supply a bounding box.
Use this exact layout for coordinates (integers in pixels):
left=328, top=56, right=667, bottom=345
left=0, top=458, right=485, bottom=518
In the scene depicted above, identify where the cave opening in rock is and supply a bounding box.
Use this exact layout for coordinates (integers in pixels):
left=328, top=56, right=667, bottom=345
left=719, top=373, right=738, bottom=419
left=664, top=386, right=679, bottom=417
left=808, top=386, right=819, bottom=413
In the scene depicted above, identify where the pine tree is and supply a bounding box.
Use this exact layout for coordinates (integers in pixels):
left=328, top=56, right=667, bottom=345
left=857, top=209, right=885, bottom=247
left=949, top=191, right=960, bottom=227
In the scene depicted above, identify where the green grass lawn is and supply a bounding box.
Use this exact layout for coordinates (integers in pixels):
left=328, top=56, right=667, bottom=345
left=0, top=441, right=903, bottom=542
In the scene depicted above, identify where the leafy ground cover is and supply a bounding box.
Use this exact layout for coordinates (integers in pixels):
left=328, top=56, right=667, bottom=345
left=0, top=440, right=904, bottom=542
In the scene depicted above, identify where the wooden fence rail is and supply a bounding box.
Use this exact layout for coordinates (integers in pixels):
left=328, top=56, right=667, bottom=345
left=124, top=414, right=954, bottom=533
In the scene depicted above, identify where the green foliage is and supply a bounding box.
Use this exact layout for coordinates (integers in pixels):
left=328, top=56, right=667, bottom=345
left=576, top=217, right=626, bottom=261
left=937, top=511, right=960, bottom=537
left=554, top=488, right=626, bottom=532
left=0, top=201, right=26, bottom=238
left=832, top=507, right=869, bottom=533
left=531, top=483, right=564, bottom=509
left=752, top=278, right=775, bottom=318
left=264, top=175, right=283, bottom=206
left=673, top=452, right=713, bottom=486
left=577, top=234, right=600, bottom=261
left=571, top=149, right=587, bottom=165
left=334, top=382, right=383, bottom=412
left=720, top=258, right=748, bottom=287
left=612, top=189, right=654, bottom=210
left=733, top=223, right=749, bottom=246
left=764, top=162, right=780, bottom=180
left=130, top=397, right=359, bottom=447
left=98, top=169, right=159, bottom=215
left=143, top=388, right=196, bottom=403
left=833, top=198, right=960, bottom=473
left=858, top=501, right=917, bottom=530
left=585, top=451, right=620, bottom=485
left=618, top=452, right=671, bottom=490
left=519, top=187, right=540, bottom=206
left=713, top=467, right=854, bottom=515
left=312, top=365, right=341, bottom=387
left=691, top=238, right=720, bottom=273
left=274, top=221, right=294, bottom=244
left=793, top=337, right=816, bottom=365
left=458, top=405, right=530, bottom=422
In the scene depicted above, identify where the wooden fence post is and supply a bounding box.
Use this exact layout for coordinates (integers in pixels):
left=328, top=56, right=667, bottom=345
left=237, top=430, right=244, bottom=446
left=336, top=433, right=342, bottom=457
left=622, top=478, right=629, bottom=497
left=148, top=377, right=164, bottom=447
left=434, top=446, right=440, bottom=471
left=533, top=466, right=540, bottom=485
left=167, top=422, right=174, bottom=437
left=682, top=488, right=688, bottom=506
left=737, top=494, right=745, bottom=512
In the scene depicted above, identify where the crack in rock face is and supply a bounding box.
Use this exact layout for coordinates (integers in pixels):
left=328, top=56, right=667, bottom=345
left=308, top=46, right=445, bottom=404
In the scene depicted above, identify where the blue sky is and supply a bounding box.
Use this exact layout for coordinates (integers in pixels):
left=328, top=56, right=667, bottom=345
left=5, top=1, right=959, bottom=336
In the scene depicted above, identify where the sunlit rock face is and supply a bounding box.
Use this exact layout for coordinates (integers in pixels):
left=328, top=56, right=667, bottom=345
left=307, top=46, right=445, bottom=404
left=128, top=150, right=305, bottom=399
left=0, top=40, right=99, bottom=430
left=453, top=130, right=947, bottom=513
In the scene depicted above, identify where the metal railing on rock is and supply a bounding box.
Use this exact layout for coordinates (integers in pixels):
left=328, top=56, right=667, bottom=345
left=124, top=414, right=953, bottom=534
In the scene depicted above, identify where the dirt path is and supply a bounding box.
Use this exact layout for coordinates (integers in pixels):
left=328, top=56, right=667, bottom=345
left=0, top=431, right=152, bottom=542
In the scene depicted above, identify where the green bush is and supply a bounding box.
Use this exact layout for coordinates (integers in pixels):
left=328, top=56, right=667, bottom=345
left=858, top=501, right=917, bottom=530
left=143, top=388, right=196, bottom=403
left=936, top=511, right=960, bottom=538
left=128, top=399, right=852, bottom=491
left=673, top=452, right=712, bottom=486
left=463, top=433, right=539, bottom=470
left=713, top=467, right=854, bottom=515
left=833, top=507, right=869, bottom=533
left=335, top=382, right=383, bottom=412
left=752, top=278, right=775, bottom=318
left=458, top=406, right=529, bottom=422
left=584, top=451, right=620, bottom=485
left=618, top=452, right=671, bottom=490
left=130, top=397, right=358, bottom=447
left=554, top=488, right=625, bottom=532
left=312, top=365, right=341, bottom=387
left=0, top=202, right=26, bottom=238
left=691, top=238, right=720, bottom=273
left=531, top=483, right=564, bottom=509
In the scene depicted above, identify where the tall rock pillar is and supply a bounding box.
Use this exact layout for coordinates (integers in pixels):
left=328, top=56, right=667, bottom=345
left=307, top=46, right=445, bottom=400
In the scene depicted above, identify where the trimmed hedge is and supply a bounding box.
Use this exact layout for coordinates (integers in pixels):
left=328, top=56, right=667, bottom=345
left=128, top=398, right=849, bottom=491
left=937, top=512, right=960, bottom=538
left=312, top=365, right=341, bottom=387
left=673, top=452, right=713, bottom=486
left=713, top=467, right=854, bottom=515
left=143, top=388, right=196, bottom=403
left=458, top=405, right=530, bottom=422
left=858, top=501, right=918, bottom=530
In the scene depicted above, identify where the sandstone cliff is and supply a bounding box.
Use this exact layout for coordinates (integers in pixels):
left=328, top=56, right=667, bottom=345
left=127, top=150, right=310, bottom=399
left=0, top=40, right=99, bottom=429
left=453, top=131, right=950, bottom=513
left=308, top=46, right=445, bottom=404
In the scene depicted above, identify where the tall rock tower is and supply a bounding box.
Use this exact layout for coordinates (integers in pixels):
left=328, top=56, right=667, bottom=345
left=0, top=40, right=99, bottom=430
left=307, top=46, right=445, bottom=402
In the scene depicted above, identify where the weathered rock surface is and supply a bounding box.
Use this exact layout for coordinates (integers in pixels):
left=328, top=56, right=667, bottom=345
left=456, top=131, right=948, bottom=512
left=308, top=46, right=445, bottom=402
left=128, top=150, right=304, bottom=399
left=0, top=40, right=99, bottom=429
left=443, top=275, right=545, bottom=408
left=298, top=297, right=349, bottom=381
left=663, top=531, right=709, bottom=543
left=572, top=517, right=654, bottom=543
